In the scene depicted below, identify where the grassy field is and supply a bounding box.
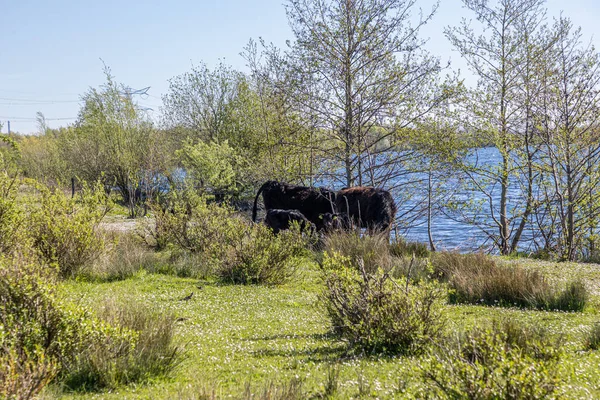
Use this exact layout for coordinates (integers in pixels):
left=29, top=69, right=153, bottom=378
left=47, top=251, right=600, bottom=399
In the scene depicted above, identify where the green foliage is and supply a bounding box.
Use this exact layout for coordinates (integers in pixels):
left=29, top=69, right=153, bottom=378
left=432, top=252, right=588, bottom=311
left=320, top=252, right=446, bottom=354
left=0, top=133, right=20, bottom=175
left=18, top=131, right=70, bottom=185
left=0, top=173, right=26, bottom=255
left=155, top=188, right=238, bottom=257
left=585, top=322, right=600, bottom=351
left=422, top=320, right=563, bottom=399
left=389, top=237, right=430, bottom=258
left=83, top=232, right=163, bottom=282
left=178, top=139, right=245, bottom=199
left=29, top=182, right=111, bottom=278
left=61, top=67, right=171, bottom=218
left=217, top=223, right=308, bottom=285
left=0, top=255, right=64, bottom=399
left=64, top=300, right=181, bottom=391
left=151, top=188, right=309, bottom=284
left=323, top=231, right=397, bottom=274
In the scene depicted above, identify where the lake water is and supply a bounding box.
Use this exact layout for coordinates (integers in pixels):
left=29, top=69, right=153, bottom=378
left=383, top=147, right=535, bottom=252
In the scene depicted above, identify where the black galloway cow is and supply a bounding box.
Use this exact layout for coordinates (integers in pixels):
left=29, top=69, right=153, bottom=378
left=252, top=181, right=336, bottom=231
left=318, top=212, right=352, bottom=233
left=263, top=209, right=315, bottom=234
left=335, top=186, right=396, bottom=235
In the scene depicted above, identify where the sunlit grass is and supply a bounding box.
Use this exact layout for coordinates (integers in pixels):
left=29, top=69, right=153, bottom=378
left=50, top=256, right=600, bottom=399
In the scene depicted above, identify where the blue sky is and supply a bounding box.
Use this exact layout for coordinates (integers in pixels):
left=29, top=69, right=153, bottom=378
left=1, top=0, right=599, bottom=134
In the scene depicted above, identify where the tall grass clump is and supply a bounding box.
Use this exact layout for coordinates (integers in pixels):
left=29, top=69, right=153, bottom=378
left=422, top=319, right=563, bottom=399
left=320, top=251, right=445, bottom=354
left=432, top=252, right=588, bottom=311
left=323, top=231, right=394, bottom=273
left=84, top=232, right=162, bottom=282
left=585, top=322, right=600, bottom=350
left=180, top=377, right=305, bottom=400
left=28, top=182, right=111, bottom=278
left=63, top=300, right=181, bottom=391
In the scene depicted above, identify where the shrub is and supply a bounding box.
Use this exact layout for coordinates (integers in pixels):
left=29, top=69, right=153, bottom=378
left=422, top=319, right=562, bottom=399
left=218, top=223, right=308, bottom=285
left=151, top=189, right=238, bottom=260
left=389, top=237, right=430, bottom=258
left=28, top=182, right=111, bottom=277
left=320, top=252, right=446, bottom=354
left=64, top=300, right=181, bottom=391
left=0, top=254, right=80, bottom=398
left=150, top=189, right=310, bottom=284
left=0, top=345, right=59, bottom=400
left=432, top=252, right=588, bottom=311
left=0, top=173, right=26, bottom=255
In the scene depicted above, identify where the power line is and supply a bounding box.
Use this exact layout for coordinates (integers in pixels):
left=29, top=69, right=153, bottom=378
left=0, top=116, right=76, bottom=121
left=0, top=96, right=80, bottom=104
left=0, top=89, right=80, bottom=96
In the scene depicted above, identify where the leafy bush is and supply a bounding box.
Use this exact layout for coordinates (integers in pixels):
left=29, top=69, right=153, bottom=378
left=320, top=252, right=445, bottom=354
left=64, top=300, right=181, bottom=391
left=150, top=189, right=309, bottom=284
left=432, top=252, right=588, bottom=311
left=152, top=188, right=237, bottom=258
left=177, top=139, right=246, bottom=200
left=0, top=254, right=81, bottom=398
left=28, top=182, right=111, bottom=277
left=422, top=320, right=563, bottom=399
left=218, top=222, right=308, bottom=285
left=0, top=173, right=26, bottom=255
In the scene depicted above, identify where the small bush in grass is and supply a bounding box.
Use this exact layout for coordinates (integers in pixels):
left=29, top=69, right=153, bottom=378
left=432, top=252, right=588, bottom=311
left=422, top=319, right=563, bottom=399
left=0, top=254, right=80, bottom=398
left=389, top=237, right=430, bottom=258
left=585, top=322, right=600, bottom=350
left=544, top=279, right=588, bottom=311
left=323, top=230, right=396, bottom=273
left=320, top=252, right=446, bottom=354
left=218, top=223, right=308, bottom=285
left=64, top=300, right=181, bottom=391
left=28, top=182, right=111, bottom=278
left=151, top=188, right=237, bottom=258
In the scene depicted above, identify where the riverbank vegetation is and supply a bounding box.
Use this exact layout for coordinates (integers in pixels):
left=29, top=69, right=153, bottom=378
left=3, top=0, right=600, bottom=398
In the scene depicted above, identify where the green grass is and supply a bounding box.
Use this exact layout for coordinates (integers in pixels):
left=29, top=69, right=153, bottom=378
left=47, top=257, right=600, bottom=399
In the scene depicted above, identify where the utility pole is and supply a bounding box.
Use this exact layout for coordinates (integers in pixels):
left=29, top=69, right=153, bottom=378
left=7, top=121, right=10, bottom=135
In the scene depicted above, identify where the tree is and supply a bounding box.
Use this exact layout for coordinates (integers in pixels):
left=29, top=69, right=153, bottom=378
left=537, top=18, right=600, bottom=261
left=66, top=66, right=162, bottom=217
left=445, top=0, right=548, bottom=254
left=162, top=62, right=243, bottom=143
left=284, top=0, right=450, bottom=188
